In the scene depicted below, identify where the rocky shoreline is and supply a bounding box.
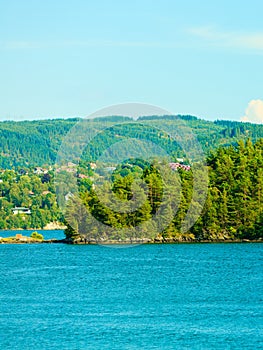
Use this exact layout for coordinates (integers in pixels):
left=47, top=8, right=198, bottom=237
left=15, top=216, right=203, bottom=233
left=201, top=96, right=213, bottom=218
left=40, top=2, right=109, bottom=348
left=0, top=223, right=67, bottom=231
left=0, top=236, right=62, bottom=244
left=0, top=235, right=262, bottom=245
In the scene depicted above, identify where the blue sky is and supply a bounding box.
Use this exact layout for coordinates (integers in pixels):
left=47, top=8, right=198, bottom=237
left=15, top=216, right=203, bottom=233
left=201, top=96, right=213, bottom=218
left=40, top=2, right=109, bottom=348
left=1, top=0, right=263, bottom=122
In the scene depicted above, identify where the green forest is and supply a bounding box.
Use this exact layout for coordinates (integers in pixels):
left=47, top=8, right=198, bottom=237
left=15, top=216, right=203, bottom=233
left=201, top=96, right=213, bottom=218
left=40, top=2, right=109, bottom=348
left=1, top=115, right=263, bottom=167
left=64, top=139, right=263, bottom=243
left=0, top=115, right=263, bottom=242
left=0, top=169, right=62, bottom=229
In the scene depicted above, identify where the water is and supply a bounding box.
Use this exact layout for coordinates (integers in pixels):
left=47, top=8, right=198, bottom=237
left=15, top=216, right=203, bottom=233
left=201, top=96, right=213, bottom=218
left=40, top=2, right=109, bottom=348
left=0, top=242, right=262, bottom=349
left=0, top=229, right=65, bottom=240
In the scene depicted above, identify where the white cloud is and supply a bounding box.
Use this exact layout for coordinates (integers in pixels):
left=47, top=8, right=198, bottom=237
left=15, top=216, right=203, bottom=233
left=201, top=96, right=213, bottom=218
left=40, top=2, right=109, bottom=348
left=242, top=100, right=263, bottom=124
left=188, top=26, right=263, bottom=51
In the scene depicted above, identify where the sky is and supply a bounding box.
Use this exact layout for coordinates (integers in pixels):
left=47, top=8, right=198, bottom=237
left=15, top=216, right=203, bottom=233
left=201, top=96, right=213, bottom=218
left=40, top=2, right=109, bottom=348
left=1, top=0, right=263, bottom=122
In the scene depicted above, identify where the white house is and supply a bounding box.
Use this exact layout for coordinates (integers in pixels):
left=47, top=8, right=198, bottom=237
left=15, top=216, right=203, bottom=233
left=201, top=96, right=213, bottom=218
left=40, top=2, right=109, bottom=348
left=12, top=207, right=31, bottom=215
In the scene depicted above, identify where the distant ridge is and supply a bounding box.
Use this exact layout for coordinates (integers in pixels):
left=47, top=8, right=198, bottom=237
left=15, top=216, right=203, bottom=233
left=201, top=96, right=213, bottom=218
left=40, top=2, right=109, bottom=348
left=0, top=115, right=263, bottom=168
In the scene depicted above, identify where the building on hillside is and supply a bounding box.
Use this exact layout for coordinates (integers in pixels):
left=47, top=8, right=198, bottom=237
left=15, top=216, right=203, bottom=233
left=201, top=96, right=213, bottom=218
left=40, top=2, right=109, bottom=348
left=169, top=162, right=191, bottom=171
left=34, top=167, right=48, bottom=174
left=12, top=207, right=31, bottom=215
left=78, top=173, right=89, bottom=179
left=89, top=162, right=97, bottom=170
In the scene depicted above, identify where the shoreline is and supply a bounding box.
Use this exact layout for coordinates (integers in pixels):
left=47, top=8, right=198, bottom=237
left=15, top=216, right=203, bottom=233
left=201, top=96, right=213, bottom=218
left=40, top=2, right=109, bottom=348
left=1, top=237, right=262, bottom=245
left=0, top=228, right=65, bottom=231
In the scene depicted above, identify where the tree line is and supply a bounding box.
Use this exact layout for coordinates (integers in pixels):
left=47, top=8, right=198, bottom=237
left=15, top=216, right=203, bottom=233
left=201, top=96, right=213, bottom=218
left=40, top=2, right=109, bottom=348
left=1, top=115, right=263, bottom=168
left=65, top=139, right=263, bottom=242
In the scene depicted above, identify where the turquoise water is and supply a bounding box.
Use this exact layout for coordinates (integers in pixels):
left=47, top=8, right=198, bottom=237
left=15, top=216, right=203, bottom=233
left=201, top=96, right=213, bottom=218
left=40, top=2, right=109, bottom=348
left=0, top=242, right=262, bottom=349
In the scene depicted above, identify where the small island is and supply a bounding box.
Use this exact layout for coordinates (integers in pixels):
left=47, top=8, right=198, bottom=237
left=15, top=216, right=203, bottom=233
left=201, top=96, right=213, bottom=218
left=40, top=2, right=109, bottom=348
left=0, top=231, right=60, bottom=244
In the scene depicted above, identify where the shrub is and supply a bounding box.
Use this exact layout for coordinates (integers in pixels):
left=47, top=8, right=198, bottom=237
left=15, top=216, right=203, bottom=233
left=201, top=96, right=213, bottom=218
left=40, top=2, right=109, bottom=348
left=31, top=231, right=44, bottom=240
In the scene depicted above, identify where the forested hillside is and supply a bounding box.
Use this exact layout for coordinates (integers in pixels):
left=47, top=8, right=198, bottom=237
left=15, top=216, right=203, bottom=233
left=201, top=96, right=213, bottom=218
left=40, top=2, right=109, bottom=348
left=1, top=118, right=263, bottom=240
left=1, top=115, right=263, bottom=168
left=0, top=169, right=62, bottom=229
left=0, top=118, right=79, bottom=168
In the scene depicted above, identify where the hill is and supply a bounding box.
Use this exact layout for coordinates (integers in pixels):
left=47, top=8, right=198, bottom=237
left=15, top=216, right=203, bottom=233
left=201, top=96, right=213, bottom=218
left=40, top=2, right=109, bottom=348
left=1, top=115, right=263, bottom=168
